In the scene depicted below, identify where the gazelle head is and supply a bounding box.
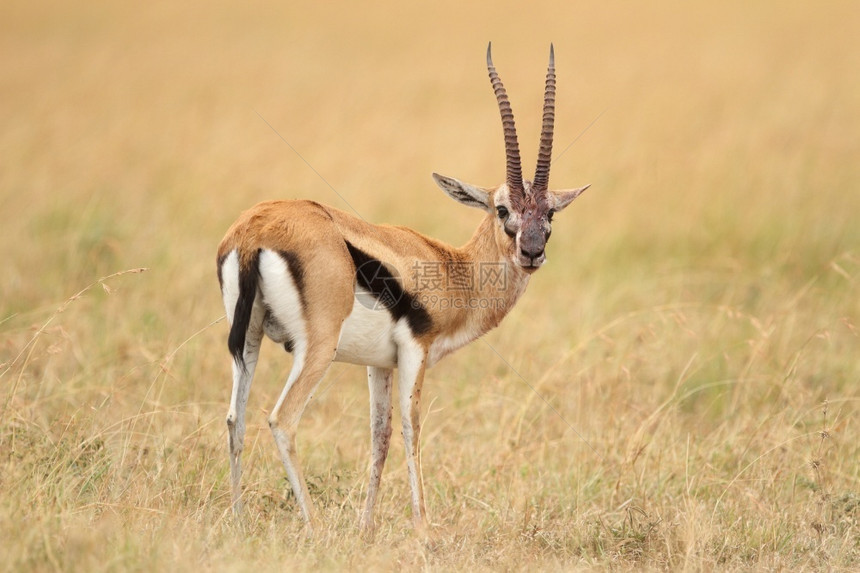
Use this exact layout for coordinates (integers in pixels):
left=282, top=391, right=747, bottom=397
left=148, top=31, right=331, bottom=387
left=433, top=43, right=590, bottom=273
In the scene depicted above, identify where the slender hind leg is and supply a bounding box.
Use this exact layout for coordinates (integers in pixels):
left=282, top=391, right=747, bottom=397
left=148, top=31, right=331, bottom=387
left=360, top=366, right=394, bottom=536
left=267, top=338, right=339, bottom=529
left=226, top=324, right=263, bottom=516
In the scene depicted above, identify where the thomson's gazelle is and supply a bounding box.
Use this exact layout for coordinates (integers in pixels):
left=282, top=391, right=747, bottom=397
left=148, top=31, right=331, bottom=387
left=217, top=43, right=589, bottom=534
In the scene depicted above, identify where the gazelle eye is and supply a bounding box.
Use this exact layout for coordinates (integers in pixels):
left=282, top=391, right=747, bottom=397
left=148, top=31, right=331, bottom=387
left=496, top=206, right=509, bottom=219
left=547, top=210, right=555, bottom=223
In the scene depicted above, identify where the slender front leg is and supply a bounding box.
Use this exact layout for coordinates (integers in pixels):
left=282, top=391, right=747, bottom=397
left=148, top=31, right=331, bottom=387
left=397, top=346, right=428, bottom=531
left=360, top=366, right=394, bottom=536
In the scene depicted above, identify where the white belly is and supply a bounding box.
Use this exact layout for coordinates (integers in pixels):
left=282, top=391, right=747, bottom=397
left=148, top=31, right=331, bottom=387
left=334, top=290, right=398, bottom=368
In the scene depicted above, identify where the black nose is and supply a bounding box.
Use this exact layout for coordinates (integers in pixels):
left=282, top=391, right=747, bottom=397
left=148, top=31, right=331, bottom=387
left=520, top=246, right=544, bottom=260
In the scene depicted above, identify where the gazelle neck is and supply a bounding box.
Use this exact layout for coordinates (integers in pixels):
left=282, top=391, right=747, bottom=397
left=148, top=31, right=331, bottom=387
left=423, top=215, right=531, bottom=367
left=459, top=215, right=531, bottom=320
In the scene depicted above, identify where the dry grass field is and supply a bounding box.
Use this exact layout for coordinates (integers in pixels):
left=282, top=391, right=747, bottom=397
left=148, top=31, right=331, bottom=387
left=1, top=0, right=858, bottom=570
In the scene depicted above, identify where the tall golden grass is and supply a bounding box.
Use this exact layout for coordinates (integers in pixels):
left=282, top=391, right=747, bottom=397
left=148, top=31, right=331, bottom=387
left=1, top=0, right=858, bottom=570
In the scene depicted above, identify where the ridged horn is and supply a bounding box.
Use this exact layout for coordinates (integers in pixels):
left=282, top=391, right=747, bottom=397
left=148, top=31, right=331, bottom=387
left=487, top=42, right=524, bottom=194
left=533, top=44, right=555, bottom=193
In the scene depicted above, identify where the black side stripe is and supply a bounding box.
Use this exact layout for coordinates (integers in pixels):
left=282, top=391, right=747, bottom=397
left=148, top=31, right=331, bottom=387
left=344, top=241, right=432, bottom=336
left=227, top=249, right=261, bottom=371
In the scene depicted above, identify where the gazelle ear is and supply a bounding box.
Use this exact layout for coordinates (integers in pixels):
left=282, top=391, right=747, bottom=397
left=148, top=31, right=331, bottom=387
left=550, top=184, right=591, bottom=212
left=432, top=173, right=491, bottom=211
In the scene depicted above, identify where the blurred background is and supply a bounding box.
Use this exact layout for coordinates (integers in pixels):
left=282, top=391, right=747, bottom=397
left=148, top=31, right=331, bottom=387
left=1, top=0, right=858, bottom=569
left=2, top=1, right=858, bottom=307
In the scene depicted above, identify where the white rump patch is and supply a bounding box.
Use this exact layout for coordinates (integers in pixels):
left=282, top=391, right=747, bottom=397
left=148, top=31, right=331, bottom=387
left=258, top=249, right=307, bottom=354
left=220, top=250, right=241, bottom=324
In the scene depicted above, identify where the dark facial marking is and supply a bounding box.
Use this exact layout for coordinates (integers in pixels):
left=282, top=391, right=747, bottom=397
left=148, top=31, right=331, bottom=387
left=498, top=205, right=517, bottom=238
left=518, top=202, right=553, bottom=261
